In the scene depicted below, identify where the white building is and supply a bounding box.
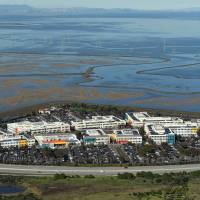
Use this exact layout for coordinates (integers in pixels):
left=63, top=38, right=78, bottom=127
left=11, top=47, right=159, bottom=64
left=35, top=134, right=79, bottom=149
left=0, top=134, right=35, bottom=148
left=125, top=112, right=150, bottom=127
left=112, top=129, right=142, bottom=144
left=7, top=121, right=70, bottom=135
left=38, top=109, right=51, bottom=115
left=166, top=124, right=198, bottom=137
left=144, top=124, right=175, bottom=145
left=82, top=129, right=110, bottom=145
left=0, top=136, right=21, bottom=148
left=71, top=115, right=126, bottom=131
left=191, top=119, right=200, bottom=127
left=125, top=112, right=183, bottom=127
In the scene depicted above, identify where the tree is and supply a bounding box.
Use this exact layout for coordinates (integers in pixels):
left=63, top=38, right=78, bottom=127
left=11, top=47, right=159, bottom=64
left=75, top=131, right=82, bottom=140
left=54, top=173, right=67, bottom=180
left=197, top=128, right=200, bottom=137
left=117, top=173, right=135, bottom=180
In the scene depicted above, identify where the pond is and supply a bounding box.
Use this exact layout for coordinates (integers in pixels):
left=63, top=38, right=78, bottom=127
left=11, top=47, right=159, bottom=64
left=0, top=185, right=25, bottom=195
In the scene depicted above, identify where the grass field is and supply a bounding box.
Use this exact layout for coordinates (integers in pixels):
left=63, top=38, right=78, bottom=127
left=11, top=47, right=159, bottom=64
left=24, top=176, right=165, bottom=200
left=9, top=171, right=198, bottom=200
left=1, top=171, right=200, bottom=199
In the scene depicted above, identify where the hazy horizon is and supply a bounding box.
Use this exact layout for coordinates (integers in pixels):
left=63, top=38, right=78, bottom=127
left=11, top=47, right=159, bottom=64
left=0, top=0, right=199, bottom=10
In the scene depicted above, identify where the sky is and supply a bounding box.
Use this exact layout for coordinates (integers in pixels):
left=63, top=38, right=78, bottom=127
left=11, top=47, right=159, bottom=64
left=0, top=0, right=199, bottom=10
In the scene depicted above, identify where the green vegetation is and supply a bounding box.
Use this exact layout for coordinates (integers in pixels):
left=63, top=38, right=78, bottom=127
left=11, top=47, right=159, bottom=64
left=0, top=193, right=41, bottom=200
left=1, top=170, right=200, bottom=200
left=84, top=174, right=95, bottom=179
left=197, top=128, right=200, bottom=137
left=2, top=101, right=200, bottom=123
left=117, top=172, right=136, bottom=180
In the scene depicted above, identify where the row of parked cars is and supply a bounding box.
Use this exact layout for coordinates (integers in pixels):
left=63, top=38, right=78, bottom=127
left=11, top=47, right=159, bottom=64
left=0, top=138, right=199, bottom=166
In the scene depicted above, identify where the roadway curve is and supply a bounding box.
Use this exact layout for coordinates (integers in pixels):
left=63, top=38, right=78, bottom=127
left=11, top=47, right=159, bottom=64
left=0, top=164, right=200, bottom=176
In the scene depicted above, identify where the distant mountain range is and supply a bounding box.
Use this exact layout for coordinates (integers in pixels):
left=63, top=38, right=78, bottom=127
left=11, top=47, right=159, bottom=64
left=0, top=5, right=200, bottom=18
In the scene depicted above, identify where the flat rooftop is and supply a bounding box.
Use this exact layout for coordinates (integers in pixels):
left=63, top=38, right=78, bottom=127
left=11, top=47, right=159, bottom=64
left=144, top=117, right=183, bottom=122
left=85, top=129, right=106, bottom=136
left=35, top=134, right=78, bottom=143
left=127, top=112, right=150, bottom=121
left=126, top=112, right=183, bottom=124
left=73, top=115, right=124, bottom=123
left=113, top=129, right=141, bottom=136
left=147, top=124, right=173, bottom=136
left=7, top=121, right=69, bottom=127
left=167, top=125, right=197, bottom=129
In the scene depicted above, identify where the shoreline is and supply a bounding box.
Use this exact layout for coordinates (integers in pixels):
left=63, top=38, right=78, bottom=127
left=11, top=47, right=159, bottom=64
left=0, top=100, right=200, bottom=121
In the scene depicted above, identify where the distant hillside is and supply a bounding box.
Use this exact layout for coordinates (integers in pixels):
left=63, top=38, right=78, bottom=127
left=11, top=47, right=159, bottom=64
left=0, top=5, right=34, bottom=14
left=0, top=5, right=200, bottom=18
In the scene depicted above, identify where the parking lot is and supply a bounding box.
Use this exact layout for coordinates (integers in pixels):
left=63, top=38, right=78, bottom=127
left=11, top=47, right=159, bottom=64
left=0, top=138, right=199, bottom=166
left=69, top=145, right=121, bottom=164
left=1, top=104, right=200, bottom=167
left=0, top=147, right=69, bottom=165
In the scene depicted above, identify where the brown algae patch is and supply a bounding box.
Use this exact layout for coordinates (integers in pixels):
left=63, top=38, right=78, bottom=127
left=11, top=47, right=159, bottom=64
left=52, top=63, right=79, bottom=68
left=2, top=79, right=24, bottom=88
left=133, top=96, right=200, bottom=107
left=0, top=86, right=145, bottom=107
left=106, top=91, right=144, bottom=100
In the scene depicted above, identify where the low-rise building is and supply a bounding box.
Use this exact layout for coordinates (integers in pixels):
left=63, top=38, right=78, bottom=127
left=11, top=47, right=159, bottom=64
left=82, top=129, right=110, bottom=145
left=191, top=119, right=200, bottom=127
left=21, top=134, right=35, bottom=147
left=0, top=136, right=21, bottom=148
left=71, top=115, right=126, bottom=131
left=125, top=112, right=150, bottom=127
left=166, top=124, right=198, bottom=137
left=0, top=134, right=35, bottom=148
left=7, top=121, right=70, bottom=135
left=125, top=112, right=183, bottom=127
left=38, top=109, right=51, bottom=115
left=144, top=124, right=175, bottom=145
left=111, top=129, right=142, bottom=144
left=34, top=134, right=79, bottom=149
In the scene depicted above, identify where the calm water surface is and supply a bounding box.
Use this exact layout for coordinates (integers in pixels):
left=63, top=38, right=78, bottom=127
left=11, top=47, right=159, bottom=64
left=0, top=17, right=200, bottom=112
left=0, top=185, right=24, bottom=194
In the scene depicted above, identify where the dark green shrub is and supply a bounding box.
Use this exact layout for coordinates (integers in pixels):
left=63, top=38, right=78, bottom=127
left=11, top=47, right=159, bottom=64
left=117, top=173, right=135, bottom=180
left=84, top=174, right=95, bottom=179
left=54, top=173, right=67, bottom=180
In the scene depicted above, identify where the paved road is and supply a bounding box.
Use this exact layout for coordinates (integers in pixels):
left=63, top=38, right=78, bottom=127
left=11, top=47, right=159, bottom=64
left=0, top=164, right=200, bottom=176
